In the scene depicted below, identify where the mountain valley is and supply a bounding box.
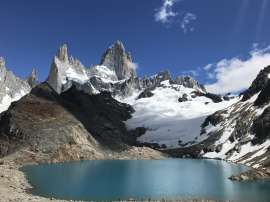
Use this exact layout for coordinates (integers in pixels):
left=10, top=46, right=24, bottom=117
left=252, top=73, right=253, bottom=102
left=0, top=41, right=270, bottom=201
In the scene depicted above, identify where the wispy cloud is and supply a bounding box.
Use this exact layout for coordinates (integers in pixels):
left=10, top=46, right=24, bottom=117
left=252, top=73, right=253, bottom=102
left=204, top=45, right=270, bottom=94
left=203, top=64, right=213, bottom=71
left=155, top=0, right=178, bottom=24
left=181, top=13, right=197, bottom=33
left=154, top=0, right=197, bottom=33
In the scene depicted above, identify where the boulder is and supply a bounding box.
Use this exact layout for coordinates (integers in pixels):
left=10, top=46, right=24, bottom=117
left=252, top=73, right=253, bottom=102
left=178, top=94, right=188, bottom=102
left=137, top=89, right=154, bottom=99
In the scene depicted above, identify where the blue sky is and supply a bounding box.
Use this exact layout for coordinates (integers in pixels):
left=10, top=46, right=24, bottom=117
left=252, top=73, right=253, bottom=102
left=0, top=0, right=270, bottom=93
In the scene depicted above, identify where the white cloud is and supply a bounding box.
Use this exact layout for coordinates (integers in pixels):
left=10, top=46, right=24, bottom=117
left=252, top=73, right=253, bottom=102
left=205, top=46, right=270, bottom=94
left=155, top=0, right=178, bottom=24
left=181, top=13, right=197, bottom=33
left=203, top=64, right=213, bottom=71
left=154, top=0, right=197, bottom=33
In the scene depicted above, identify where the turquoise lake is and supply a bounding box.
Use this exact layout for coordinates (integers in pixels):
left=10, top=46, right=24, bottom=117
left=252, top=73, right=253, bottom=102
left=21, top=159, right=270, bottom=202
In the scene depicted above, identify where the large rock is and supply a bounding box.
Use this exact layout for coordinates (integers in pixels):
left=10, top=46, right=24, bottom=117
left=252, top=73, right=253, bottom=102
left=178, top=94, right=188, bottom=102
left=137, top=88, right=154, bottom=99
left=100, top=41, right=137, bottom=80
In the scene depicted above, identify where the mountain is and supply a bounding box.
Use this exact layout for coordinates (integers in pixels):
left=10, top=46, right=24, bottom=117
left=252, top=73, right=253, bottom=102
left=201, top=67, right=270, bottom=174
left=0, top=41, right=270, bottom=180
left=163, top=66, right=270, bottom=180
left=0, top=57, right=34, bottom=113
left=47, top=44, right=89, bottom=94
left=100, top=40, right=136, bottom=80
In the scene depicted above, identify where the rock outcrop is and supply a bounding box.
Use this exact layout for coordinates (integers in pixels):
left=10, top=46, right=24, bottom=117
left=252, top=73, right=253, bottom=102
left=175, top=76, right=206, bottom=92
left=100, top=41, right=137, bottom=80
left=241, top=65, right=270, bottom=101
left=191, top=91, right=223, bottom=103
left=137, top=88, right=154, bottom=99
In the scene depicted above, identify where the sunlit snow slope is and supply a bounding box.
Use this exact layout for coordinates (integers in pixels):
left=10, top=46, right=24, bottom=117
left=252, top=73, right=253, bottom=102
left=121, top=80, right=239, bottom=149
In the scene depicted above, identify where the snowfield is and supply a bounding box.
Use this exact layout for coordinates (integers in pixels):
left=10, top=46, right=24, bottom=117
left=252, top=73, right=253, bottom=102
left=121, top=80, right=239, bottom=149
left=87, top=65, right=119, bottom=83
left=0, top=89, right=29, bottom=113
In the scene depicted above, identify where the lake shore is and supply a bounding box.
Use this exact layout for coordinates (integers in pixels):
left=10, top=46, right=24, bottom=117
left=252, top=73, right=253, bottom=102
left=0, top=160, right=232, bottom=202
left=0, top=149, right=268, bottom=202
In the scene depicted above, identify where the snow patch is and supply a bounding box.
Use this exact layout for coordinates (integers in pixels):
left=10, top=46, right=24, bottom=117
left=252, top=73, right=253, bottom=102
left=88, top=65, right=118, bottom=83
left=0, top=90, right=29, bottom=113
left=55, top=57, right=89, bottom=86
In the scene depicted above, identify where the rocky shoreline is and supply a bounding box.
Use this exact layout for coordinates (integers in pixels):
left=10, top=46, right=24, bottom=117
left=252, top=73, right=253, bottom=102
left=208, top=158, right=270, bottom=182
left=229, top=167, right=270, bottom=181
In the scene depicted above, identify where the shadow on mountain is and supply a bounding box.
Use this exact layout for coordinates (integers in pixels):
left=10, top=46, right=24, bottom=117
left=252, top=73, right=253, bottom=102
left=0, top=82, right=137, bottom=158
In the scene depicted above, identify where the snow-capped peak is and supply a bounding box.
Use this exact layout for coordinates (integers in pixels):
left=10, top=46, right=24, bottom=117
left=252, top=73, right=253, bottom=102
left=47, top=44, right=89, bottom=94
left=100, top=40, right=137, bottom=80
left=0, top=57, right=31, bottom=113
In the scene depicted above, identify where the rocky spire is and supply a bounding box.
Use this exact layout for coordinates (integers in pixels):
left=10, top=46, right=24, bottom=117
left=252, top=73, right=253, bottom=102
left=47, top=44, right=89, bottom=94
left=27, top=68, right=38, bottom=88
left=100, top=40, right=137, bottom=80
left=0, top=57, right=5, bottom=68
left=47, top=44, right=69, bottom=93
left=57, top=44, right=69, bottom=62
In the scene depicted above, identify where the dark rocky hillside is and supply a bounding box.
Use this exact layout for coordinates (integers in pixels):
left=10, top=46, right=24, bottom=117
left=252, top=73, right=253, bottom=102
left=0, top=82, right=164, bottom=164
left=241, top=65, right=270, bottom=101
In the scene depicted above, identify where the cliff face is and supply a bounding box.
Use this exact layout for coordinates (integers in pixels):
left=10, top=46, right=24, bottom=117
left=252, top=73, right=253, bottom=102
left=162, top=66, right=270, bottom=180
left=47, top=44, right=89, bottom=94
left=100, top=41, right=137, bottom=80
